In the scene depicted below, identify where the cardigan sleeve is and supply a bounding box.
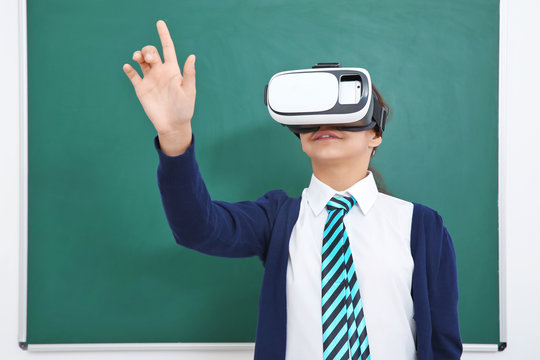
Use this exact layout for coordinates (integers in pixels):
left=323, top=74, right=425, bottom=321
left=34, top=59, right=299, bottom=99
left=429, top=219, right=462, bottom=359
left=154, top=134, right=286, bottom=261
left=411, top=203, right=463, bottom=360
left=428, top=211, right=463, bottom=359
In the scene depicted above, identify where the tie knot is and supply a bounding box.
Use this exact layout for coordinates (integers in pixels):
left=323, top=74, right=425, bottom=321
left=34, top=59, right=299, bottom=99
left=326, top=196, right=356, bottom=213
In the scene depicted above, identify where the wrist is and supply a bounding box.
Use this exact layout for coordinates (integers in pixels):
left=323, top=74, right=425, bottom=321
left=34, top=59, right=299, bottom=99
left=157, top=122, right=192, bottom=138
left=157, top=125, right=192, bottom=157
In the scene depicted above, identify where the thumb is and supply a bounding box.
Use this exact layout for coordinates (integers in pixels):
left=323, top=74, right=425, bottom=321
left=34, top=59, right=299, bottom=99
left=182, top=54, right=196, bottom=92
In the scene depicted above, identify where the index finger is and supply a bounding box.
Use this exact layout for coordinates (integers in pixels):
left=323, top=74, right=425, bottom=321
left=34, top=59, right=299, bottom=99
left=156, top=20, right=178, bottom=64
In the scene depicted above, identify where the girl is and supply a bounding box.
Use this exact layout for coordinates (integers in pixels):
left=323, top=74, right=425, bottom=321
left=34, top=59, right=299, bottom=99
left=123, top=20, right=462, bottom=360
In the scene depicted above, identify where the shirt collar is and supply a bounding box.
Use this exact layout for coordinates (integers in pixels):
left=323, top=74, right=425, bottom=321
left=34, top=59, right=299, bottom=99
left=306, top=171, right=379, bottom=216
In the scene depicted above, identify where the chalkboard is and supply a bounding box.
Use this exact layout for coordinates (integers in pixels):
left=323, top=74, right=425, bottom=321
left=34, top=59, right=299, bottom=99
left=25, top=0, right=500, bottom=347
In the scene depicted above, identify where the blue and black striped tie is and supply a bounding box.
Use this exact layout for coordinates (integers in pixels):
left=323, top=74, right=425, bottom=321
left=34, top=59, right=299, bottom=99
left=322, top=196, right=370, bottom=360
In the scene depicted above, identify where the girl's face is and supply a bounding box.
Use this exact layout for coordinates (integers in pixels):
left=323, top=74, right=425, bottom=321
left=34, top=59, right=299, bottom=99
left=299, top=123, right=382, bottom=165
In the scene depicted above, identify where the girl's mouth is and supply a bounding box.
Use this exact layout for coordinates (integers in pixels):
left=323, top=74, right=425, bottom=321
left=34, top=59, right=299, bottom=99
left=312, top=130, right=341, bottom=141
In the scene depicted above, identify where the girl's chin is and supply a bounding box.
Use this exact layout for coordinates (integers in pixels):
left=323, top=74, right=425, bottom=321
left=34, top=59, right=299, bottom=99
left=306, top=149, right=367, bottom=163
left=308, top=152, right=350, bottom=163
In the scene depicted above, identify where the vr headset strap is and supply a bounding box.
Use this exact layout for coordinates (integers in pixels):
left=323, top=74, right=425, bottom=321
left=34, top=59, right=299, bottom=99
left=372, top=92, right=388, bottom=132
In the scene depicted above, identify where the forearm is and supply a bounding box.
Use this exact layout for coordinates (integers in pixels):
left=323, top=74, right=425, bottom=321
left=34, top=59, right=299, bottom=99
left=155, top=134, right=215, bottom=248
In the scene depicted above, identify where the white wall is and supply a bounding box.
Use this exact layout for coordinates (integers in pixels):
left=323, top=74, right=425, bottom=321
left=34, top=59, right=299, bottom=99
left=1, top=0, right=538, bottom=359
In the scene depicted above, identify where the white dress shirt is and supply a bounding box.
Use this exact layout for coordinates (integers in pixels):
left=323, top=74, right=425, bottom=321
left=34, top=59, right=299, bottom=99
left=285, top=171, right=417, bottom=360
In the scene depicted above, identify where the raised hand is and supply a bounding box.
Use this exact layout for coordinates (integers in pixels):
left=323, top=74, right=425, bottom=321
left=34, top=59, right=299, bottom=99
left=123, top=20, right=195, bottom=156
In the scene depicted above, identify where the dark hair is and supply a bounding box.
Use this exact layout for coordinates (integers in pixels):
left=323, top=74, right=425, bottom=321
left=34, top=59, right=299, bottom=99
left=368, top=84, right=391, bottom=195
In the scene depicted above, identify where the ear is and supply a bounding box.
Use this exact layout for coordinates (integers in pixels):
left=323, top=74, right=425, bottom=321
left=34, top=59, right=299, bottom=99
left=368, top=130, right=382, bottom=148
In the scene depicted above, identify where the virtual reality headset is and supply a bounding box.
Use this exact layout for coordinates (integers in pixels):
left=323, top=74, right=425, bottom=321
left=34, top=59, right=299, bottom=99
left=264, top=63, right=388, bottom=135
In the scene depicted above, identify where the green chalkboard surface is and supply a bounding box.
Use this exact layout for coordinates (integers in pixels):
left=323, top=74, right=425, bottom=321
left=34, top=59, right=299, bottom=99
left=26, top=0, right=500, bottom=346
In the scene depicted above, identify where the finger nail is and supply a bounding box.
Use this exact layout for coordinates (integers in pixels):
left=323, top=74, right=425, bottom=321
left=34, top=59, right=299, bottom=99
left=145, top=54, right=152, bottom=62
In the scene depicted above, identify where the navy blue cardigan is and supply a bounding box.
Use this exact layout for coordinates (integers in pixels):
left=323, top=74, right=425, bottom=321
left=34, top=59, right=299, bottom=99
left=154, top=136, right=462, bottom=360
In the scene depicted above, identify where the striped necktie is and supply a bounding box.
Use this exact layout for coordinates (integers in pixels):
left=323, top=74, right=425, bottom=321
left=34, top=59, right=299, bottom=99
left=322, top=196, right=370, bottom=360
